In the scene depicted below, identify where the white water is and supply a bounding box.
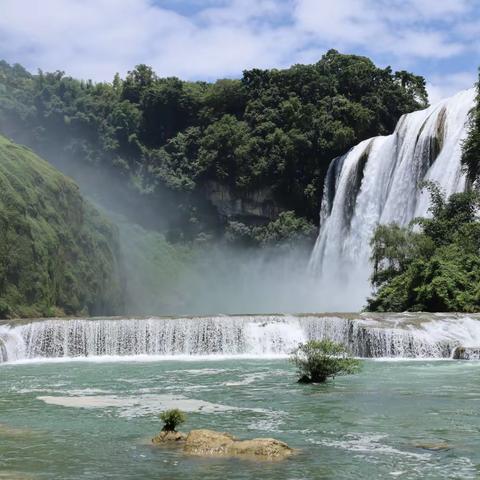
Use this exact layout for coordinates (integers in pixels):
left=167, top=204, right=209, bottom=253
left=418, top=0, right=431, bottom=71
left=309, top=89, right=476, bottom=310
left=1, top=313, right=480, bottom=363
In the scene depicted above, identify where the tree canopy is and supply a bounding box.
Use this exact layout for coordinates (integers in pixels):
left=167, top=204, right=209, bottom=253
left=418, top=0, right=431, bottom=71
left=0, top=51, right=428, bottom=244
left=462, top=68, right=480, bottom=184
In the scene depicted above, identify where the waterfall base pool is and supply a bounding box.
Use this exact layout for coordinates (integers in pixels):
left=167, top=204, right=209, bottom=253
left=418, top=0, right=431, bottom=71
left=1, top=359, right=479, bottom=479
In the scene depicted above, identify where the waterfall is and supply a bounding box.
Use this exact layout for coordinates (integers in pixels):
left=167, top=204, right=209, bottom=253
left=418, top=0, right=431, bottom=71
left=1, top=313, right=480, bottom=363
left=309, top=89, right=476, bottom=310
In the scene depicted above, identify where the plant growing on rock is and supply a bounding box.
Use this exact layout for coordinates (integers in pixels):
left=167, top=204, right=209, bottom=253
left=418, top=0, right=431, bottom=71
left=159, top=409, right=186, bottom=432
left=290, top=340, right=361, bottom=383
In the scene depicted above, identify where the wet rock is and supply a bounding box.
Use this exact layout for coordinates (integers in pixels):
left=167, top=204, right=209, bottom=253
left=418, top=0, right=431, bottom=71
left=152, top=430, right=187, bottom=444
left=452, top=346, right=480, bottom=360
left=183, top=429, right=293, bottom=459
left=228, top=438, right=293, bottom=458
left=415, top=442, right=450, bottom=451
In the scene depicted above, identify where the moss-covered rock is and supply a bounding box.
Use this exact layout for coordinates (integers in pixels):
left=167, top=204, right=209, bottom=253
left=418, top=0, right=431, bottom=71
left=0, top=135, right=124, bottom=318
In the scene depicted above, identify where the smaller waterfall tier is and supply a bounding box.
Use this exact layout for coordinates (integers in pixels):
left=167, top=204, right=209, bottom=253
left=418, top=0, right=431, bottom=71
left=309, top=89, right=476, bottom=311
left=1, top=313, right=480, bottom=363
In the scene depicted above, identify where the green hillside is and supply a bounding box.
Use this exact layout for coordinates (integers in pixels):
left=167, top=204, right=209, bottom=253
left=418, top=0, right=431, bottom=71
left=0, top=135, right=123, bottom=318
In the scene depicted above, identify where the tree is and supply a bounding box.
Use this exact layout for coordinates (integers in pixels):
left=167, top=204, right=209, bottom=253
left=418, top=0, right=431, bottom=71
left=159, top=409, right=186, bottom=432
left=0, top=54, right=428, bottom=240
left=290, top=340, right=361, bottom=383
left=367, top=184, right=480, bottom=312
left=462, top=68, right=480, bottom=184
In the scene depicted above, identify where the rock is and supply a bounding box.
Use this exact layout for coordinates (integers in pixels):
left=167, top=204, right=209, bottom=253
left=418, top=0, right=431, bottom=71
left=414, top=442, right=450, bottom=451
left=183, top=429, right=235, bottom=455
left=183, top=429, right=293, bottom=459
left=0, top=423, right=36, bottom=438
left=204, top=181, right=282, bottom=222
left=452, top=346, right=480, bottom=360
left=152, top=430, right=187, bottom=444
left=228, top=438, right=293, bottom=458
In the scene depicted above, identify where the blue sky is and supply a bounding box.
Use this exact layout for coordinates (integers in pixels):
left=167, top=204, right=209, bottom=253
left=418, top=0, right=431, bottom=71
left=0, top=0, right=479, bottom=102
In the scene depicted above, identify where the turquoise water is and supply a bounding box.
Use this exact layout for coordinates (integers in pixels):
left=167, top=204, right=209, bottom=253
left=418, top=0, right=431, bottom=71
left=1, top=359, right=479, bottom=479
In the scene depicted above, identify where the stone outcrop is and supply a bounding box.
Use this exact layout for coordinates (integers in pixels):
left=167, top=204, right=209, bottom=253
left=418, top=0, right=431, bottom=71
left=204, top=181, right=283, bottom=223
left=183, top=429, right=293, bottom=459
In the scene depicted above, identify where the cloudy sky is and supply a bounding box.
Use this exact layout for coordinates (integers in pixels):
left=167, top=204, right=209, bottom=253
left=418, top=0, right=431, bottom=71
left=0, top=0, right=479, bottom=103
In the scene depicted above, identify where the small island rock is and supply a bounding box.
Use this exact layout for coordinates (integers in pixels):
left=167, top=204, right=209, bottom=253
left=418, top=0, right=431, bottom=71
left=183, top=429, right=293, bottom=459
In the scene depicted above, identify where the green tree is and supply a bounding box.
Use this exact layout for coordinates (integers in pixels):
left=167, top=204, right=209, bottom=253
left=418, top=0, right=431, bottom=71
left=290, top=340, right=361, bottom=383
left=462, top=68, right=480, bottom=184
left=159, top=409, right=186, bottom=432
left=368, top=184, right=480, bottom=312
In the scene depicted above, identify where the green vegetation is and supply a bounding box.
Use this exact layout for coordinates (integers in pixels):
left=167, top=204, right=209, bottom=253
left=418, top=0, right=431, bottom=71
left=367, top=183, right=480, bottom=312
left=290, top=339, right=361, bottom=383
left=463, top=68, right=480, bottom=184
left=0, top=135, right=123, bottom=318
left=0, top=51, right=427, bottom=243
left=160, top=409, right=186, bottom=432
left=226, top=211, right=316, bottom=247
left=116, top=219, right=195, bottom=314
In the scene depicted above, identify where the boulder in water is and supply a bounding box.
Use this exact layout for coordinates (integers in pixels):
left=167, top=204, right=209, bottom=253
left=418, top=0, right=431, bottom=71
left=452, top=346, right=480, bottom=360
left=183, top=429, right=293, bottom=459
left=414, top=442, right=450, bottom=451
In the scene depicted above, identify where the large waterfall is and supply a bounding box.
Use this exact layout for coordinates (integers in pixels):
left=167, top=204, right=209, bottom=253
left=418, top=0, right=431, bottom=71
left=1, top=313, right=480, bottom=363
left=309, top=88, right=476, bottom=310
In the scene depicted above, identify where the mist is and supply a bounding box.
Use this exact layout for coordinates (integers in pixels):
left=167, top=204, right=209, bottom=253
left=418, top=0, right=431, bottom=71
left=12, top=133, right=349, bottom=315
left=117, top=225, right=362, bottom=316
left=41, top=144, right=366, bottom=316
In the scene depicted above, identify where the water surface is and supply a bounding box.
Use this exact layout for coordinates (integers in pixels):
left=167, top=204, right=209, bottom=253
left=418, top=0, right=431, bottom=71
left=0, top=359, right=479, bottom=479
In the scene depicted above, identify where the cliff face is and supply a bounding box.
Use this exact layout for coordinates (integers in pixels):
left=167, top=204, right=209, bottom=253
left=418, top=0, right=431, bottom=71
left=0, top=135, right=124, bottom=318
left=203, top=181, right=283, bottom=225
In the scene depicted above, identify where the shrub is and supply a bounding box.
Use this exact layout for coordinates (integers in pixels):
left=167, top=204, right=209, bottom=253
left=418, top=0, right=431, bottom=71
left=0, top=300, right=11, bottom=319
left=159, top=409, right=186, bottom=432
left=290, top=340, right=361, bottom=383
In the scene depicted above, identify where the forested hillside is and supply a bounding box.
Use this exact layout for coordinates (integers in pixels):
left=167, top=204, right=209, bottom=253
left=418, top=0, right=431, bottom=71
left=0, top=50, right=427, bottom=244
left=0, top=135, right=123, bottom=318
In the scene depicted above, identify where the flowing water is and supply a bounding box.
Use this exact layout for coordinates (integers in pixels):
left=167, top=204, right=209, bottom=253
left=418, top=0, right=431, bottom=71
left=2, top=313, right=480, bottom=363
left=309, top=89, right=476, bottom=310
left=1, top=357, right=480, bottom=479
left=1, top=315, right=480, bottom=478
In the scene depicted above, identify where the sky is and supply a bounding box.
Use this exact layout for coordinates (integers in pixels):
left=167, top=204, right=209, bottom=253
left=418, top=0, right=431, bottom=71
left=0, top=0, right=479, bottom=103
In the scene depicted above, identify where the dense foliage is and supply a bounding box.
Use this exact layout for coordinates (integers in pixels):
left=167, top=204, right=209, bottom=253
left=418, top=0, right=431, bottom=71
left=368, top=183, right=480, bottom=312
left=0, top=135, right=123, bottom=318
left=0, top=51, right=427, bottom=243
left=290, top=339, right=361, bottom=383
left=160, top=409, right=186, bottom=432
left=463, top=68, right=480, bottom=184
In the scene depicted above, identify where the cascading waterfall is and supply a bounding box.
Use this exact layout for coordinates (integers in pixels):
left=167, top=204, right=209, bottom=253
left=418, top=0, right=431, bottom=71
left=1, top=313, right=480, bottom=363
left=309, top=89, right=476, bottom=310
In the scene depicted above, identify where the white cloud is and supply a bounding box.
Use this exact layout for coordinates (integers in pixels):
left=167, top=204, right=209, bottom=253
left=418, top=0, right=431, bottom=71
left=293, top=0, right=470, bottom=60
left=427, top=72, right=477, bottom=104
left=0, top=0, right=477, bottom=105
